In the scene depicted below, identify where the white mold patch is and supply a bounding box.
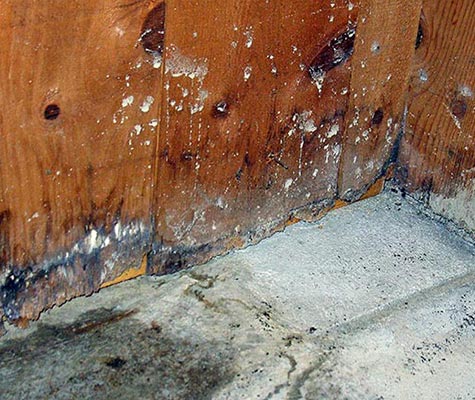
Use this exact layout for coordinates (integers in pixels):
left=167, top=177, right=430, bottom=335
left=190, top=89, right=209, bottom=114
left=459, top=85, right=473, bottom=98
left=153, top=54, right=163, bottom=69
left=140, top=96, right=155, bottom=113
left=244, top=65, right=252, bottom=82
left=244, top=27, right=254, bottom=48
left=284, top=178, right=293, bottom=191
left=293, top=110, right=318, bottom=134
left=326, top=124, right=340, bottom=139
left=133, top=124, right=143, bottom=136
left=312, top=73, right=326, bottom=95
left=121, top=95, right=134, bottom=108
left=165, top=45, right=208, bottom=82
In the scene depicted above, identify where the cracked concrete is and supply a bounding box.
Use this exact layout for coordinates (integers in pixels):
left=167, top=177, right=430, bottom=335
left=1, top=189, right=475, bottom=399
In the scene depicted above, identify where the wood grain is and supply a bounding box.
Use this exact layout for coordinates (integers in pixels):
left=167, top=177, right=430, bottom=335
left=0, top=0, right=164, bottom=321
left=399, top=0, right=475, bottom=232
left=339, top=0, right=422, bottom=201
left=0, top=0, right=428, bottom=326
left=151, top=0, right=358, bottom=273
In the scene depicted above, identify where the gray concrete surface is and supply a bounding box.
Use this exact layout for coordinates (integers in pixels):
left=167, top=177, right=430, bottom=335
left=1, top=189, right=475, bottom=399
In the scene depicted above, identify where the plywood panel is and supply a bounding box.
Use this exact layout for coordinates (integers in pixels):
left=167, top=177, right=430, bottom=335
left=151, top=0, right=358, bottom=273
left=0, top=0, right=164, bottom=322
left=399, top=0, right=475, bottom=233
left=339, top=0, right=422, bottom=200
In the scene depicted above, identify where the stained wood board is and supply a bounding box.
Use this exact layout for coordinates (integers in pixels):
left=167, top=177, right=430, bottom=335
left=338, top=0, right=422, bottom=201
left=151, top=0, right=358, bottom=273
left=0, top=0, right=424, bottom=326
left=0, top=0, right=163, bottom=322
left=399, top=0, right=475, bottom=232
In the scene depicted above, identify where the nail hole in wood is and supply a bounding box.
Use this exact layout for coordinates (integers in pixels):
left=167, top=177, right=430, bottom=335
left=44, top=104, right=61, bottom=120
left=371, top=108, right=384, bottom=125
left=212, top=100, right=230, bottom=119
left=451, top=99, right=467, bottom=120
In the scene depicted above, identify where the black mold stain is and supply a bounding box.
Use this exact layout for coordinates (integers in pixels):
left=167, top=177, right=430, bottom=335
left=104, top=357, right=127, bottom=370
left=268, top=154, right=289, bottom=170
left=0, top=222, right=153, bottom=324
left=235, top=153, right=252, bottom=181
left=308, top=26, right=356, bottom=81
left=371, top=108, right=384, bottom=125
left=151, top=243, right=213, bottom=276
left=0, top=269, right=27, bottom=321
left=235, top=167, right=243, bottom=181
left=140, top=2, right=166, bottom=56
left=44, top=104, right=61, bottom=120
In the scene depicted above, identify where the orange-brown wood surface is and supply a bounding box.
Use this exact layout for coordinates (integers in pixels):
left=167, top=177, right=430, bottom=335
left=0, top=0, right=422, bottom=325
left=399, top=0, right=475, bottom=232
left=0, top=0, right=163, bottom=322
left=151, top=0, right=358, bottom=274
left=339, top=0, right=421, bottom=200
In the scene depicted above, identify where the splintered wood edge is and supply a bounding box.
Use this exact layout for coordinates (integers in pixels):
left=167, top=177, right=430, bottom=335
left=100, top=254, right=148, bottom=289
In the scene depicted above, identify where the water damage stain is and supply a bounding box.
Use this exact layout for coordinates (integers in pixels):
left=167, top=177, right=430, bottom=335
left=0, top=308, right=236, bottom=399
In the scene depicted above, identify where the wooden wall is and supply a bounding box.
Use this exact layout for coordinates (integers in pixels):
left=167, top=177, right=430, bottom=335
left=398, top=0, right=475, bottom=235
left=0, top=0, right=422, bottom=326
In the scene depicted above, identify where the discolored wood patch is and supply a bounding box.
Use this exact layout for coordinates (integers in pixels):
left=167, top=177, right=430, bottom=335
left=140, top=2, right=166, bottom=56
left=308, top=26, right=356, bottom=81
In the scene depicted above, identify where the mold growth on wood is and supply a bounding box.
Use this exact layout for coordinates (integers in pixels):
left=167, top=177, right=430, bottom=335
left=0, top=220, right=153, bottom=325
left=0, top=1, right=425, bottom=329
left=0, top=192, right=339, bottom=329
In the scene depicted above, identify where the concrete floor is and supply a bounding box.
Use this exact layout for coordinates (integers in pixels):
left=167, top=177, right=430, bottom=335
left=1, top=189, right=475, bottom=399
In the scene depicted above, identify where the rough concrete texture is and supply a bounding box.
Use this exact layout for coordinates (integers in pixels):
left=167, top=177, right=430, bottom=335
left=1, top=189, right=475, bottom=399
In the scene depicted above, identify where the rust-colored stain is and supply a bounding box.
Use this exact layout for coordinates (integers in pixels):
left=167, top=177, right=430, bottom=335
left=286, top=216, right=302, bottom=227
left=332, top=199, right=349, bottom=211
left=101, top=255, right=148, bottom=289
left=360, top=176, right=385, bottom=201
left=333, top=176, right=385, bottom=211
